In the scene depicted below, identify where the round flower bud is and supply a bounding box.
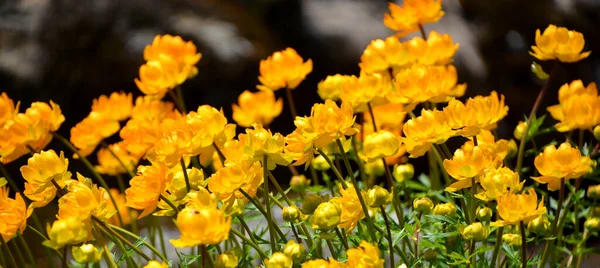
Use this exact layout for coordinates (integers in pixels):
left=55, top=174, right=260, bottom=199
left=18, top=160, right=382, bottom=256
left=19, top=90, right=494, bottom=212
left=527, top=215, right=550, bottom=235
left=301, top=194, right=324, bottom=215
left=502, top=234, right=522, bottom=247
left=587, top=185, right=600, bottom=200
left=366, top=186, right=392, bottom=208
left=461, top=222, right=488, bottom=241
left=413, top=197, right=434, bottom=213
left=72, top=244, right=103, bottom=264
left=594, top=126, right=600, bottom=142
left=361, top=130, right=400, bottom=161
left=585, top=217, right=600, bottom=231
left=264, top=252, right=292, bottom=268
left=282, top=205, right=301, bottom=222
left=423, top=249, right=438, bottom=261
left=310, top=202, right=341, bottom=230
left=290, top=175, right=310, bottom=193
left=43, top=217, right=90, bottom=249
left=433, top=202, right=457, bottom=216
left=312, top=155, right=331, bottom=171
left=215, top=252, right=238, bottom=268
left=476, top=207, right=493, bottom=222
left=514, top=121, right=528, bottom=140
left=393, top=163, right=414, bottom=183
left=364, top=160, right=385, bottom=177
left=506, top=139, right=518, bottom=159
left=283, top=240, right=306, bottom=262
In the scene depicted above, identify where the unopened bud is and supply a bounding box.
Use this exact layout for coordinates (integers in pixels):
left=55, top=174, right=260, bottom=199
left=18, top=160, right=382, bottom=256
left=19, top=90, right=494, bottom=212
left=364, top=160, right=385, bottom=177
left=366, top=186, right=392, bottom=208
left=215, top=252, right=238, bottom=268
left=588, top=185, right=600, bottom=200
left=393, top=163, right=414, bottom=183
left=424, top=249, right=438, bottom=261
left=527, top=215, right=550, bottom=235
left=461, top=222, right=488, bottom=241
left=514, top=121, right=528, bottom=141
left=585, top=217, right=600, bottom=231
left=301, top=194, right=324, bottom=215
left=72, top=244, right=103, bottom=264
left=312, top=155, right=331, bottom=171
left=413, top=197, right=434, bottom=214
left=433, top=203, right=457, bottom=216
left=476, top=207, right=493, bottom=222
left=506, top=139, right=518, bottom=159
left=502, top=234, right=522, bottom=247
left=290, top=175, right=310, bottom=193
left=283, top=240, right=306, bottom=262
left=282, top=205, right=301, bottom=222
left=310, top=202, right=341, bottom=230
left=594, top=126, right=600, bottom=142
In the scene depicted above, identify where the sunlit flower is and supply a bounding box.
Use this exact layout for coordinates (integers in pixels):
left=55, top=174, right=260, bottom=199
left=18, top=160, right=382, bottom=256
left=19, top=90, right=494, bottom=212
left=58, top=174, right=115, bottom=221
left=258, top=48, right=313, bottom=91
left=461, top=222, right=488, bottom=241
left=310, top=201, right=341, bottom=230
left=461, top=130, right=514, bottom=161
left=406, top=31, right=459, bottom=66
left=284, top=240, right=306, bottom=262
left=492, top=188, right=547, bottom=227
left=433, top=202, right=457, bottom=216
left=264, top=252, right=293, bottom=268
left=237, top=124, right=292, bottom=170
left=530, top=25, right=590, bottom=63
left=232, top=90, right=283, bottom=127
left=72, top=243, right=103, bottom=264
left=135, top=58, right=180, bottom=97
left=383, top=0, right=444, bottom=37
left=0, top=187, right=31, bottom=243
left=106, top=189, right=137, bottom=227
left=533, top=142, right=595, bottom=191
left=145, top=115, right=193, bottom=168
left=216, top=252, right=239, bottom=268
left=0, top=92, right=17, bottom=127
left=360, top=130, right=400, bottom=162
left=359, top=36, right=412, bottom=74
left=21, top=150, right=71, bottom=207
left=301, top=258, right=340, bottom=268
left=170, top=206, right=231, bottom=247
left=387, top=65, right=466, bottom=105
left=208, top=160, right=263, bottom=208
left=284, top=117, right=319, bottom=168
left=345, top=240, right=385, bottom=268
left=444, top=146, right=497, bottom=192
left=331, top=185, right=365, bottom=232
left=317, top=74, right=352, bottom=101
left=366, top=185, right=392, bottom=208
left=186, top=105, right=232, bottom=164
left=91, top=91, right=133, bottom=121
left=95, top=142, right=139, bottom=176
left=340, top=72, right=392, bottom=112
left=125, top=163, right=173, bottom=218
left=143, top=261, right=169, bottom=268
left=309, top=100, right=358, bottom=148
left=143, top=34, right=202, bottom=81
left=43, top=217, right=91, bottom=250
left=444, top=91, right=509, bottom=137
left=547, top=81, right=600, bottom=132
left=401, top=109, right=455, bottom=157
left=476, top=167, right=524, bottom=201
left=70, top=112, right=121, bottom=156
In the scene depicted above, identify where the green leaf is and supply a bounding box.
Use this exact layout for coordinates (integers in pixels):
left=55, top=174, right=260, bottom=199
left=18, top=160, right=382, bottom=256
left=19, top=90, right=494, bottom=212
left=531, top=62, right=549, bottom=80
left=418, top=173, right=431, bottom=188
left=0, top=177, right=6, bottom=187
left=406, top=180, right=428, bottom=192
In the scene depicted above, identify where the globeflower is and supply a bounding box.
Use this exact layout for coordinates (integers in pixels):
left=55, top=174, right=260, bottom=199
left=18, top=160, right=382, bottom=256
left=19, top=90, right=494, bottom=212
left=95, top=142, right=139, bottom=176
left=405, top=31, right=459, bottom=66
left=444, top=91, right=509, bottom=137
left=237, top=124, right=292, bottom=170
left=547, top=81, right=600, bottom=132
left=359, top=36, right=411, bottom=74
left=401, top=108, right=455, bottom=157
left=317, top=74, right=352, bottom=101
left=340, top=72, right=392, bottom=112
left=530, top=25, right=590, bottom=63
left=21, top=150, right=71, bottom=207
left=170, top=206, right=231, bottom=247
left=310, top=201, right=341, bottom=230
left=309, top=100, right=358, bottom=148
left=0, top=92, right=17, bottom=127
left=387, top=65, right=466, bottom=105
left=232, top=90, right=283, bottom=127
left=383, top=0, right=444, bottom=37
left=58, top=173, right=115, bottom=221
left=70, top=111, right=121, bottom=157
left=264, top=252, right=293, bottom=268
left=492, top=188, right=547, bottom=227
left=43, top=217, right=91, bottom=250
left=345, top=241, right=385, bottom=268
left=125, top=163, right=173, bottom=218
left=208, top=160, right=263, bottom=208
left=284, top=127, right=316, bottom=168
left=444, top=146, right=497, bottom=192
left=135, top=58, right=180, bottom=97
left=476, top=167, right=524, bottom=201
left=143, top=261, right=169, bottom=268
left=91, top=91, right=133, bottom=121
left=331, top=185, right=366, bottom=232
left=301, top=258, right=340, bottom=268
left=0, top=187, right=31, bottom=243
left=257, top=48, right=313, bottom=91
left=106, top=189, right=137, bottom=227
left=359, top=130, right=400, bottom=162
left=533, top=142, right=595, bottom=191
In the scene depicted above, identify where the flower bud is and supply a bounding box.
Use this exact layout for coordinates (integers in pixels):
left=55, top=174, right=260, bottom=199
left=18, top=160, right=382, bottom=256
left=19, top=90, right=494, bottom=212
left=222, top=198, right=246, bottom=216
left=364, top=160, right=385, bottom=177
left=585, top=217, right=600, bottom=231
left=283, top=240, right=306, bottom=262
left=215, top=252, right=238, bottom=268
left=143, top=261, right=168, bottom=268
left=502, top=234, right=522, bottom=247
left=506, top=139, right=518, bottom=159
left=43, top=217, right=90, bottom=249
left=290, top=175, right=310, bottom=193
left=366, top=186, right=392, bottom=208
left=461, top=222, right=488, bottom=241
left=312, top=155, right=330, bottom=171
left=587, top=185, right=600, bottom=200
left=310, top=202, right=341, bottom=230
left=301, top=194, right=324, bottom=215
left=514, top=121, right=528, bottom=140
left=413, top=197, right=434, bottom=213
left=527, top=215, right=550, bottom=235
left=424, top=249, right=438, bottom=261
left=264, top=252, right=292, bottom=268
left=433, top=202, right=457, bottom=216
left=282, top=205, right=301, bottom=222
left=361, top=130, right=400, bottom=161
left=476, top=207, right=493, bottom=222
left=393, top=163, right=414, bottom=183
left=72, top=244, right=103, bottom=264
left=594, top=125, right=600, bottom=142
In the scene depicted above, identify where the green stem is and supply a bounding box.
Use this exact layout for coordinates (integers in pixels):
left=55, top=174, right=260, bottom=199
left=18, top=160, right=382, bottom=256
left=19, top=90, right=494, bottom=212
left=431, top=145, right=452, bottom=186
left=325, top=240, right=338, bottom=259
left=490, top=227, right=504, bottom=267
left=267, top=170, right=293, bottom=205
left=237, top=215, right=260, bottom=247
left=108, top=224, right=167, bottom=262
left=230, top=228, right=268, bottom=259
left=159, top=194, right=179, bottom=213
left=156, top=221, right=168, bottom=260
left=52, top=132, right=124, bottom=227
left=9, top=239, right=26, bottom=268
left=102, top=224, right=135, bottom=268
left=93, top=217, right=152, bottom=262
left=213, top=143, right=226, bottom=165
left=169, top=86, right=187, bottom=113
left=17, top=232, right=36, bottom=268
left=381, top=206, right=395, bottom=268
left=315, top=148, right=346, bottom=188
left=0, top=235, right=18, bottom=268
left=285, top=88, right=298, bottom=119
left=180, top=158, right=191, bottom=192
left=334, top=228, right=349, bottom=251
left=102, top=243, right=119, bottom=268
left=520, top=221, right=527, bottom=268
left=538, top=178, right=565, bottom=268
left=263, top=156, right=277, bottom=251
left=299, top=224, right=315, bottom=253
left=574, top=230, right=589, bottom=268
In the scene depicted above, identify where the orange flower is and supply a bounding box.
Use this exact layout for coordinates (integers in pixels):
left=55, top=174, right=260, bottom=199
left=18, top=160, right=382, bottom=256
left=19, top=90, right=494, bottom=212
left=143, top=34, right=202, bottom=81
left=384, top=0, right=444, bottom=37
left=492, top=188, right=547, bottom=227
left=547, top=80, right=600, bottom=132
left=317, top=74, right=352, bottom=101
left=284, top=127, right=316, bottom=168
left=340, top=72, right=392, bottom=112
left=70, top=112, right=121, bottom=157
left=21, top=150, right=71, bottom=207
left=125, top=163, right=173, bottom=218
left=533, top=142, right=595, bottom=191
left=91, top=91, right=133, bottom=121
left=237, top=124, right=292, bottom=170
left=444, top=91, right=509, bottom=137
left=309, top=100, right=358, bottom=148
left=0, top=92, right=18, bottom=127
left=258, top=48, right=313, bottom=91
left=444, top=146, right=498, bottom=192
left=345, top=241, right=385, bottom=268
left=330, top=185, right=365, bottom=232
left=359, top=36, right=411, bottom=74
left=405, top=30, right=459, bottom=65
left=170, top=206, right=231, bottom=247
left=387, top=65, right=466, bottom=105
left=95, top=142, right=140, bottom=176
left=232, top=90, right=283, bottom=127
left=530, top=25, right=590, bottom=63
left=58, top=174, right=115, bottom=221
left=134, top=58, right=180, bottom=97
left=401, top=109, right=455, bottom=157
left=0, top=187, right=31, bottom=243
left=208, top=160, right=264, bottom=208
left=106, top=189, right=137, bottom=227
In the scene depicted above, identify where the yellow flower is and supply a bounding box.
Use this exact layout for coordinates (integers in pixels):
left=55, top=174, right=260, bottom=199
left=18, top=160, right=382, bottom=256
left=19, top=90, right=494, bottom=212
left=309, top=100, right=358, bottom=148
left=43, top=217, right=91, bottom=250
left=363, top=102, right=406, bottom=132
left=359, top=36, right=411, bottom=74
left=186, top=105, right=232, bottom=163
left=301, top=258, right=340, bottom=268
left=530, top=25, right=590, bottom=63
left=331, top=185, right=365, bottom=232
left=366, top=186, right=392, bottom=208
left=533, top=142, right=595, bottom=191
left=70, top=112, right=121, bottom=156
left=0, top=187, right=31, bottom=243
left=317, top=74, right=352, bottom=101
left=393, top=163, right=414, bottom=183
left=433, top=202, right=457, bottom=216
left=72, top=244, right=103, bottom=264
left=383, top=0, right=444, bottom=37
left=547, top=81, right=600, bottom=132
left=238, top=124, right=292, bottom=170
left=145, top=115, right=193, bottom=168
left=401, top=109, right=455, bottom=157
left=444, top=146, right=497, bottom=192
left=0, top=92, right=17, bottom=127
left=21, top=150, right=71, bottom=207
left=360, top=130, right=400, bottom=162
left=216, top=252, right=238, bottom=268
left=528, top=215, right=550, bottom=235
left=310, top=201, right=341, bottom=230
left=492, top=188, right=547, bottom=227
left=461, top=222, right=488, bottom=241
left=413, top=197, right=434, bottom=213
left=143, top=34, right=202, bottom=81
left=406, top=31, right=459, bottom=66
left=91, top=91, right=133, bottom=121
left=387, top=65, right=466, bottom=105
left=502, top=234, right=522, bottom=247
left=340, top=72, right=392, bottom=112
left=284, top=127, right=316, bottom=168
left=125, top=163, right=173, bottom=218
left=476, top=167, right=524, bottom=201
left=135, top=57, right=180, bottom=97
left=143, top=260, right=169, bottom=268
left=208, top=160, right=264, bottom=207
left=462, top=130, right=514, bottom=161
left=258, top=48, right=313, bottom=91
left=232, top=90, right=283, bottom=127
left=58, top=174, right=115, bottom=221
left=95, top=142, right=139, bottom=176
left=106, top=189, right=137, bottom=227
left=170, top=206, right=231, bottom=247
left=167, top=167, right=206, bottom=201
left=514, top=121, right=528, bottom=140
left=264, top=252, right=293, bottom=268
left=444, top=91, right=509, bottom=137
left=284, top=240, right=306, bottom=262
left=345, top=241, right=384, bottom=268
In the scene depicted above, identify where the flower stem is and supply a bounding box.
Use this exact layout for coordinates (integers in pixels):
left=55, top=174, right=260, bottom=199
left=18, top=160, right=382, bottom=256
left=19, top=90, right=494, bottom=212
left=267, top=170, right=293, bottom=205
left=201, top=245, right=207, bottom=268
left=336, top=138, right=378, bottom=243
left=213, top=142, right=227, bottom=165
left=285, top=88, right=298, bottom=119
left=418, top=23, right=428, bottom=39
left=180, top=158, right=191, bottom=192
left=326, top=239, right=338, bottom=259
left=230, top=228, right=268, bottom=259
left=102, top=243, right=119, bottom=268
left=159, top=194, right=179, bottom=213
left=538, top=177, right=565, bottom=268
left=315, top=148, right=346, bottom=188
left=263, top=156, right=278, bottom=251
left=490, top=227, right=504, bottom=267
left=109, top=224, right=169, bottom=262
left=9, top=238, right=26, bottom=268
left=520, top=221, right=527, bottom=268
left=93, top=216, right=153, bottom=262
left=381, top=206, right=395, bottom=268
left=17, top=232, right=36, bottom=268
left=334, top=228, right=349, bottom=251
